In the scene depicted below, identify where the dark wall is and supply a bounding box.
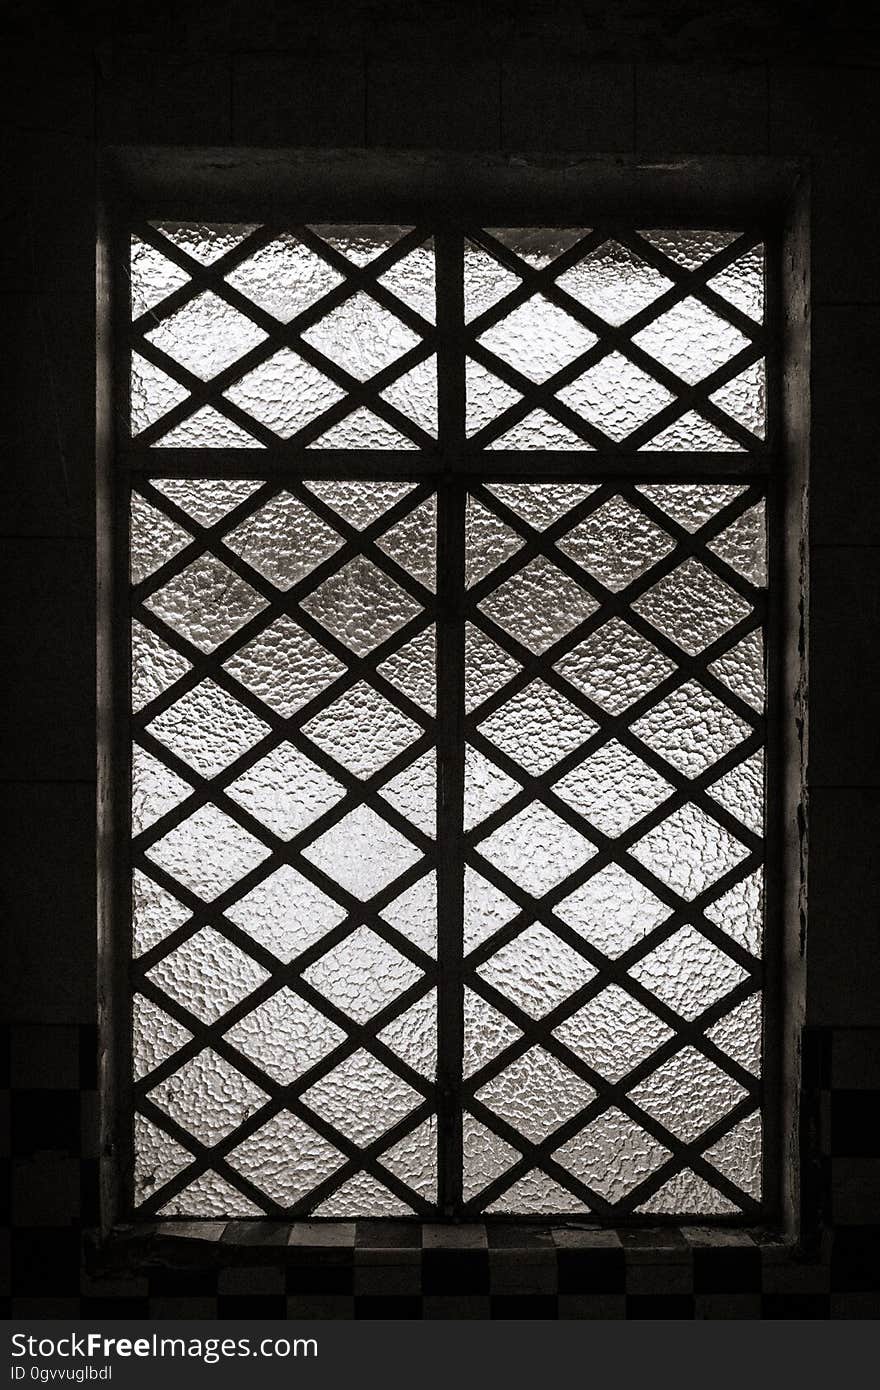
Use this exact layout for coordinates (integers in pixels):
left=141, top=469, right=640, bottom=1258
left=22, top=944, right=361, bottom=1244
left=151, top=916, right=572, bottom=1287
left=3, top=0, right=880, bottom=1319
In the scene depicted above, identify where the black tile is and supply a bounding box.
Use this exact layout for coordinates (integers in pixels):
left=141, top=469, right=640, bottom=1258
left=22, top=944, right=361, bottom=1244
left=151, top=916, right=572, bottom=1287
left=355, top=1295, right=422, bottom=1319
left=147, top=1268, right=219, bottom=1298
left=79, top=1157, right=99, bottom=1227
left=0, top=1027, right=10, bottom=1089
left=11, top=1228, right=81, bottom=1296
left=490, top=1294, right=558, bottom=1318
left=761, top=1294, right=830, bottom=1319
left=79, top=1296, right=151, bottom=1317
left=557, top=1249, right=626, bottom=1294
left=831, top=1092, right=880, bottom=1156
left=422, top=1250, right=489, bottom=1296
left=831, top=1226, right=880, bottom=1292
left=803, top=1027, right=833, bottom=1090
left=356, top=1220, right=421, bottom=1248
left=286, top=1265, right=353, bottom=1295
left=625, top=1294, right=695, bottom=1319
left=218, top=1295, right=287, bottom=1318
left=693, top=1247, right=762, bottom=1294
left=78, top=1026, right=98, bottom=1090
left=11, top=1091, right=81, bottom=1156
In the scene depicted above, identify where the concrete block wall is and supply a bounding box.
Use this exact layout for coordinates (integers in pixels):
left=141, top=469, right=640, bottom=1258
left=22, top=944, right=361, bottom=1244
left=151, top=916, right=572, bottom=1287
left=3, top=0, right=879, bottom=1317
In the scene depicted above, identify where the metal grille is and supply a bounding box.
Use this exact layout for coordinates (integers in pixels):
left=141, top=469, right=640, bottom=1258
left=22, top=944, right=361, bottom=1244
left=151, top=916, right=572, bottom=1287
left=123, top=221, right=771, bottom=1220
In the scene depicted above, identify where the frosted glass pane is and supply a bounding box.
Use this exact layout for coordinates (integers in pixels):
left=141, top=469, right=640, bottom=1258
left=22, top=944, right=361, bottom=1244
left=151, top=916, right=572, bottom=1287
left=639, top=410, right=739, bottom=451
left=224, top=863, right=346, bottom=963
left=463, top=866, right=519, bottom=954
left=632, top=300, right=750, bottom=385
left=227, top=1110, right=344, bottom=1206
left=556, top=240, right=672, bottom=325
left=130, top=352, right=189, bottom=434
left=626, top=1046, right=747, bottom=1143
left=155, top=405, right=263, bottom=448
left=554, top=862, right=670, bottom=957
left=378, top=992, right=437, bottom=1080
left=702, top=1109, right=762, bottom=1199
left=632, top=559, right=752, bottom=655
left=705, top=994, right=762, bottom=1077
left=380, top=872, right=437, bottom=958
left=478, top=680, right=597, bottom=775
left=477, top=296, right=597, bottom=382
left=552, top=986, right=673, bottom=1080
left=474, top=1046, right=594, bottom=1143
left=553, top=1108, right=670, bottom=1203
left=300, top=292, right=420, bottom=380
left=146, top=803, right=271, bottom=901
left=224, top=618, right=346, bottom=718
left=554, top=740, right=673, bottom=837
left=308, top=224, right=411, bottom=266
left=306, top=407, right=416, bottom=449
left=312, top=1172, right=415, bottom=1218
left=558, top=495, right=674, bottom=591
left=381, top=1118, right=437, bottom=1201
left=145, top=679, right=270, bottom=778
left=376, top=497, right=436, bottom=590
left=463, top=988, right=522, bottom=1077
left=486, top=481, right=597, bottom=530
left=302, top=925, right=423, bottom=1023
left=376, top=627, right=436, bottom=713
left=154, top=222, right=257, bottom=266
left=630, top=679, right=752, bottom=778
left=144, top=553, right=266, bottom=653
left=380, top=750, right=436, bottom=837
left=629, top=802, right=749, bottom=901
left=302, top=805, right=422, bottom=900
left=302, top=680, right=421, bottom=778
left=158, top=1171, right=263, bottom=1218
left=463, top=745, right=521, bottom=832
left=637, top=1169, right=739, bottom=1216
left=300, top=1049, right=420, bottom=1146
left=628, top=925, right=750, bottom=1021
left=464, top=624, right=520, bottom=712
left=476, top=922, right=596, bottom=1018
left=379, top=355, right=438, bottom=435
left=223, top=350, right=345, bottom=439
left=147, top=1048, right=268, bottom=1147
left=477, top=801, right=595, bottom=896
left=486, top=409, right=591, bottom=450
left=639, top=229, right=738, bottom=270
left=146, top=925, right=270, bottom=1025
left=554, top=618, right=676, bottom=716
left=464, top=241, right=521, bottom=322
left=707, top=244, right=764, bottom=322
left=225, top=743, right=345, bottom=839
left=708, top=752, right=764, bottom=835
left=224, top=233, right=343, bottom=321
left=486, top=227, right=586, bottom=268
left=709, top=630, right=765, bottom=711
left=478, top=557, right=596, bottom=653
left=302, top=479, right=415, bottom=530
left=704, top=870, right=763, bottom=958
left=144, top=292, right=268, bottom=380
left=133, top=1113, right=192, bottom=1206
left=132, top=994, right=192, bottom=1081
left=299, top=556, right=421, bottom=656
left=131, top=745, right=191, bottom=835
left=130, top=235, right=190, bottom=318
left=376, top=239, right=436, bottom=322
left=462, top=1114, right=519, bottom=1200
left=635, top=483, right=746, bottom=533
left=485, top=1171, right=587, bottom=1215
left=465, top=357, right=522, bottom=435
left=224, top=492, right=343, bottom=589
left=556, top=352, right=674, bottom=441
left=224, top=988, right=345, bottom=1084
left=132, top=870, right=190, bottom=958
left=708, top=503, right=767, bottom=586
left=151, top=478, right=262, bottom=527
left=709, top=360, right=766, bottom=438
left=465, top=497, right=524, bottom=588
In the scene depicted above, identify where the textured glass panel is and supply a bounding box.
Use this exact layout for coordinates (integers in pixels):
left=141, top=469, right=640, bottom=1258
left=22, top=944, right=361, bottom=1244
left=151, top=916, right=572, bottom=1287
left=465, top=357, right=522, bottom=435
left=639, top=229, right=738, bottom=270
left=707, top=244, right=764, bottom=322
left=708, top=503, right=767, bottom=586
left=224, top=988, right=345, bottom=1084
left=131, top=745, right=192, bottom=836
left=130, top=352, right=189, bottom=434
left=151, top=478, right=263, bottom=527
left=224, top=618, right=346, bottom=719
left=474, top=1046, right=594, bottom=1143
left=131, top=870, right=190, bottom=958
left=465, top=497, right=524, bottom=588
left=224, top=493, right=344, bottom=590
left=146, top=925, right=269, bottom=1025
left=300, top=1049, right=420, bottom=1146
left=463, top=241, right=521, bottom=322
left=635, top=483, right=746, bottom=533
left=130, top=494, right=191, bottom=584
left=157, top=1170, right=264, bottom=1218
left=132, top=994, right=192, bottom=1081
left=300, top=292, right=420, bottom=380
left=145, top=679, right=270, bottom=778
left=554, top=741, right=673, bottom=837
left=486, top=227, right=586, bottom=268
left=632, top=299, right=750, bottom=385
left=378, top=991, right=437, bottom=1079
left=553, top=619, right=676, bottom=716
left=376, top=240, right=436, bottom=322
left=302, top=805, right=422, bottom=900
left=485, top=1171, right=587, bottom=1215
left=303, top=479, right=415, bottom=530
left=226, top=1110, right=344, bottom=1206
left=377, top=627, right=436, bottom=714
left=487, top=409, right=591, bottom=450
left=702, top=1109, right=761, bottom=1199
left=556, top=352, right=675, bottom=441
left=380, top=872, right=437, bottom=958
left=628, top=925, right=750, bottom=1021
left=626, top=1046, right=747, bottom=1143
left=636, top=1169, right=739, bottom=1215
left=223, top=350, right=345, bottom=439
left=380, top=750, right=436, bottom=837
left=477, top=296, right=597, bottom=383
left=299, top=556, right=421, bottom=657
left=478, top=557, right=596, bottom=653
left=147, top=1048, right=268, bottom=1147
left=486, top=482, right=597, bottom=530
left=306, top=407, right=417, bottom=450
left=632, top=559, right=752, bottom=655
left=144, top=292, right=268, bottom=380
left=704, top=870, right=763, bottom=958
left=705, top=994, right=762, bottom=1076
left=639, top=410, right=740, bottom=451
left=476, top=922, right=596, bottom=1019
left=224, top=233, right=344, bottom=321
left=130, top=235, right=191, bottom=318
left=558, top=495, right=674, bottom=591
left=709, top=360, right=766, bottom=438
left=463, top=866, right=519, bottom=954
left=553, top=986, right=673, bottom=1080
left=146, top=803, right=271, bottom=901
left=144, top=553, right=266, bottom=654
left=226, top=743, right=345, bottom=839
left=629, top=802, right=749, bottom=901
left=303, top=680, right=422, bottom=779
left=556, top=240, right=672, bottom=325
left=464, top=624, right=520, bottom=712
left=155, top=405, right=263, bottom=448
left=555, top=863, right=670, bottom=957
left=477, top=801, right=595, bottom=896
left=708, top=752, right=764, bottom=835
left=478, top=680, right=597, bottom=775
left=224, top=864, right=347, bottom=963
left=302, top=926, right=423, bottom=1023
left=133, top=1113, right=193, bottom=1206
left=463, top=745, right=521, bottom=832
left=463, top=988, right=522, bottom=1077
left=708, top=630, right=765, bottom=711
left=379, top=355, right=438, bottom=435
left=381, top=1117, right=437, bottom=1200
left=462, top=1114, right=520, bottom=1200
left=630, top=679, right=752, bottom=778
left=312, top=1172, right=415, bottom=1218
left=154, top=222, right=257, bottom=265
left=553, top=1108, right=670, bottom=1204
left=308, top=224, right=411, bottom=266
left=376, top=496, right=436, bottom=590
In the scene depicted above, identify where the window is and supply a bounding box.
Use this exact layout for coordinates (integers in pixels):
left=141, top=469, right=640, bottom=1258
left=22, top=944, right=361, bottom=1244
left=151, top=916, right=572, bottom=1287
left=121, top=218, right=771, bottom=1221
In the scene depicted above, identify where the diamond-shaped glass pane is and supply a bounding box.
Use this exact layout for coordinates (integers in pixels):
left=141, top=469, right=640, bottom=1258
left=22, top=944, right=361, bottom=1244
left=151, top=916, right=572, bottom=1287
left=144, top=292, right=268, bottom=380
left=554, top=862, right=670, bottom=958
left=556, top=240, right=673, bottom=326
left=553, top=619, right=676, bottom=715
left=475, top=1046, right=594, bottom=1144
left=147, top=803, right=271, bottom=901
left=303, top=925, right=423, bottom=1023
left=477, top=680, right=597, bottom=775
left=300, top=292, right=421, bottom=380
left=478, top=557, right=596, bottom=654
left=144, top=553, right=266, bottom=653
left=553, top=985, right=673, bottom=1080
left=633, top=558, right=752, bottom=655
left=302, top=804, right=422, bottom=900
left=557, top=352, right=674, bottom=441
left=146, top=925, right=270, bottom=1024
left=627, top=1046, right=748, bottom=1143
left=300, top=1049, right=421, bottom=1146
left=632, top=298, right=751, bottom=385
left=476, top=922, right=596, bottom=1019
left=303, top=681, right=422, bottom=779
left=628, top=925, right=750, bottom=1021
left=477, top=295, right=597, bottom=382
left=224, top=863, right=346, bottom=963
left=630, top=679, right=753, bottom=778
left=227, top=1109, right=344, bottom=1207
left=558, top=495, right=674, bottom=592
left=145, top=679, right=270, bottom=778
left=629, top=802, right=750, bottom=901
left=224, top=988, right=345, bottom=1084
left=554, top=741, right=673, bottom=837
left=147, top=1049, right=269, bottom=1148
left=300, top=556, right=422, bottom=657
left=225, top=742, right=344, bottom=839
left=224, top=617, right=345, bottom=718
left=224, top=233, right=344, bottom=321
left=553, top=1107, right=671, bottom=1205
left=477, top=801, right=595, bottom=896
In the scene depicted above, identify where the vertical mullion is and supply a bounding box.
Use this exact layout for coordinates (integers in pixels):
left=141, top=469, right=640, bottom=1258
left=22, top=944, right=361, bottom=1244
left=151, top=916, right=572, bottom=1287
left=435, top=230, right=466, bottom=1215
